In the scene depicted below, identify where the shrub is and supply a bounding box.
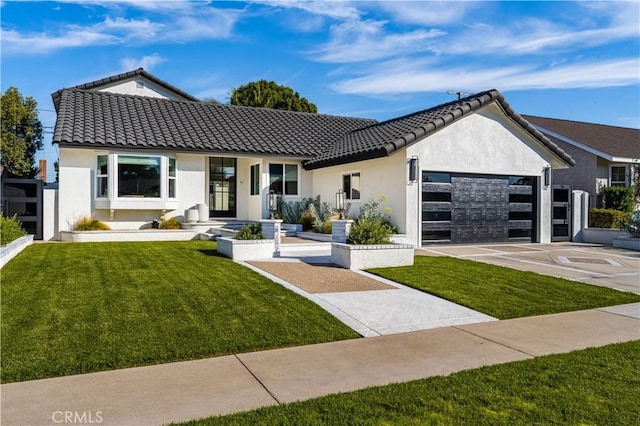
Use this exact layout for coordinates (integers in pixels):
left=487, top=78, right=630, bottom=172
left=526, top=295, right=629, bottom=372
left=347, top=219, right=393, bottom=244
left=599, top=185, right=635, bottom=213
left=235, top=223, right=265, bottom=240
left=619, top=210, right=640, bottom=238
left=589, top=208, right=629, bottom=229
left=158, top=217, right=181, bottom=229
left=308, top=196, right=335, bottom=233
left=0, top=215, right=27, bottom=247
left=277, top=197, right=314, bottom=224
left=73, top=216, right=111, bottom=231
left=300, top=210, right=314, bottom=231
left=347, top=195, right=395, bottom=244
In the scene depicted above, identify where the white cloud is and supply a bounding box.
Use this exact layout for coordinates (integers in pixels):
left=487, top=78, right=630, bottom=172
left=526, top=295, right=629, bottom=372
left=2, top=1, right=241, bottom=55
left=312, top=19, right=445, bottom=63
left=377, top=1, right=477, bottom=25
left=1, top=28, right=119, bottom=54
left=331, top=58, right=640, bottom=95
left=120, top=54, right=165, bottom=72
left=252, top=0, right=361, bottom=21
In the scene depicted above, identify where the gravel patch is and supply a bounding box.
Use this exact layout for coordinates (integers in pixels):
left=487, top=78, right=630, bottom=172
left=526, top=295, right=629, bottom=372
left=248, top=261, right=395, bottom=294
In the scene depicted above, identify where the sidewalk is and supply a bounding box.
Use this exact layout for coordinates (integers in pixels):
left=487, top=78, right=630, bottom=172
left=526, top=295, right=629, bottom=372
left=2, top=303, right=638, bottom=426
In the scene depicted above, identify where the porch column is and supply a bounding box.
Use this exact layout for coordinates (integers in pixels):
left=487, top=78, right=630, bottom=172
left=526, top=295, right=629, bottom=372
left=331, top=219, right=354, bottom=243
left=260, top=219, right=282, bottom=253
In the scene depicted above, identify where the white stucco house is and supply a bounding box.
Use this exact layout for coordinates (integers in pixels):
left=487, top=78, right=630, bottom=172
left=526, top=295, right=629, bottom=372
left=51, top=68, right=575, bottom=245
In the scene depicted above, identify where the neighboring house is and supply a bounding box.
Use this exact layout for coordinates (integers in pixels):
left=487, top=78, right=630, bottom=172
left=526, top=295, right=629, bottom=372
left=52, top=69, right=574, bottom=245
left=524, top=115, right=639, bottom=208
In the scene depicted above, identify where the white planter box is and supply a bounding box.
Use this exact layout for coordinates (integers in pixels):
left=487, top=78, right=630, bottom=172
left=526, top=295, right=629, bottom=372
left=613, top=237, right=640, bottom=251
left=331, top=243, right=414, bottom=270
left=216, top=237, right=275, bottom=261
left=60, top=230, right=196, bottom=242
left=0, top=235, right=34, bottom=269
left=282, top=224, right=302, bottom=232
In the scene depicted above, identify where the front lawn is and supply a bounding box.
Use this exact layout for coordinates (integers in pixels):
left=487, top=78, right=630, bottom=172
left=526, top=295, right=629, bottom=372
left=0, top=241, right=358, bottom=383
left=369, top=256, right=640, bottom=319
left=179, top=341, right=640, bottom=425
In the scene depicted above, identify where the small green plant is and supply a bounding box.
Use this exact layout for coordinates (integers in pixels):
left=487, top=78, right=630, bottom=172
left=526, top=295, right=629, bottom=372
left=347, top=195, right=395, bottom=244
left=308, top=196, right=335, bottom=233
left=347, top=219, right=393, bottom=244
left=158, top=217, right=181, bottom=229
left=619, top=210, right=640, bottom=238
left=235, top=223, right=265, bottom=240
left=0, top=215, right=27, bottom=247
left=277, top=197, right=314, bottom=224
left=599, top=185, right=635, bottom=213
left=73, top=216, right=111, bottom=231
left=589, top=208, right=628, bottom=229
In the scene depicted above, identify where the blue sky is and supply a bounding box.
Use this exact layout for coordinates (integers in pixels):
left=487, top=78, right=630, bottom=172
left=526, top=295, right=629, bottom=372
left=2, top=1, right=639, bottom=182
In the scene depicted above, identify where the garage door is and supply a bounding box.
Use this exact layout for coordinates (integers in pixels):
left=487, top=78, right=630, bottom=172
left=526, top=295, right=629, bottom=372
left=421, top=172, right=536, bottom=244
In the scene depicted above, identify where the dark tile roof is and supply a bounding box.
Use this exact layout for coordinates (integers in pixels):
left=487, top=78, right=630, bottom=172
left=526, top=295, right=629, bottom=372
left=304, top=90, right=575, bottom=169
left=52, top=89, right=375, bottom=157
left=51, top=68, right=199, bottom=110
left=523, top=115, right=639, bottom=160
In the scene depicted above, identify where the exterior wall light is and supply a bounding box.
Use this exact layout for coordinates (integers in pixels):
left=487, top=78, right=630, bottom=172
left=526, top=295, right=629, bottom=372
left=409, top=156, right=419, bottom=182
left=543, top=166, right=551, bottom=188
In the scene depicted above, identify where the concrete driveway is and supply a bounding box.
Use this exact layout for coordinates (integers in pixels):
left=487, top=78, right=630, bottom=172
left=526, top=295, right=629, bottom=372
left=417, top=242, right=640, bottom=295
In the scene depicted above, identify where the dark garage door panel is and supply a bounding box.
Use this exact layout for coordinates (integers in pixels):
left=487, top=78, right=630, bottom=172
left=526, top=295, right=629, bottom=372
left=422, top=173, right=536, bottom=245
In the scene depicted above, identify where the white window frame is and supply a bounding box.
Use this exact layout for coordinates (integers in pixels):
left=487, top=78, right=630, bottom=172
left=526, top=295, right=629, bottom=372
left=342, top=171, right=361, bottom=201
left=96, top=155, right=109, bottom=198
left=268, top=162, right=299, bottom=196
left=610, top=165, right=627, bottom=187
left=94, top=153, right=178, bottom=210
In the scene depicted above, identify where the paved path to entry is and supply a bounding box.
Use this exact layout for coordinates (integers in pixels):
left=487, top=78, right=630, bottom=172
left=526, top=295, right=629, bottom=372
left=245, top=242, right=495, bottom=337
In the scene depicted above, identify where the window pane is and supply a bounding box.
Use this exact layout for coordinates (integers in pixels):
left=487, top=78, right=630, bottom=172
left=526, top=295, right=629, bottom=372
left=351, top=173, right=361, bottom=200
left=342, top=175, right=351, bottom=199
left=422, top=211, right=451, bottom=221
left=118, top=156, right=161, bottom=197
left=169, top=158, right=176, bottom=177
left=611, top=166, right=626, bottom=183
left=422, top=172, right=450, bottom=183
left=423, top=192, right=451, bottom=202
left=168, top=179, right=176, bottom=198
left=251, top=164, right=260, bottom=196
left=98, top=177, right=108, bottom=197
left=98, top=155, right=108, bottom=175
left=269, top=164, right=283, bottom=194
left=285, top=164, right=298, bottom=195
left=509, top=176, right=533, bottom=186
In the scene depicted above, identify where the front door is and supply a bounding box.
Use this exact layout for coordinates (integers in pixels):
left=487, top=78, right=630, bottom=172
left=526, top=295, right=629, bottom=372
left=551, top=185, right=571, bottom=242
left=209, top=157, right=236, bottom=218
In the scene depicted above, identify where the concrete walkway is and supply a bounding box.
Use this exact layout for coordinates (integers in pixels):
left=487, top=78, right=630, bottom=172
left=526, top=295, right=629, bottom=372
left=2, top=303, right=638, bottom=426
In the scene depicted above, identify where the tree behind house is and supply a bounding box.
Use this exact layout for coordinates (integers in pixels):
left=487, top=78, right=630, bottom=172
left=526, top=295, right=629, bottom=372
left=0, top=87, right=44, bottom=178
left=230, top=80, right=318, bottom=113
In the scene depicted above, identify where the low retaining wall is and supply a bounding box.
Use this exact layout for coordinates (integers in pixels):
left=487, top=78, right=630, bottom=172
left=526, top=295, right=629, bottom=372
left=581, top=228, right=629, bottom=245
left=0, top=235, right=34, bottom=269
left=296, top=232, right=332, bottom=242
left=613, top=237, right=640, bottom=251
left=60, top=230, right=197, bottom=242
left=331, top=243, right=414, bottom=270
left=216, top=237, right=276, bottom=261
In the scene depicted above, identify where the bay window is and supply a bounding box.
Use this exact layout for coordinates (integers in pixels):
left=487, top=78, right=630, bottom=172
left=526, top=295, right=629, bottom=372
left=95, top=153, right=177, bottom=208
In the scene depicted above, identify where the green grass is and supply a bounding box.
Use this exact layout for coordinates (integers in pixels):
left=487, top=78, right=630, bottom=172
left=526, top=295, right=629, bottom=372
left=178, top=341, right=640, bottom=425
left=1, top=241, right=358, bottom=383
left=368, top=256, right=640, bottom=319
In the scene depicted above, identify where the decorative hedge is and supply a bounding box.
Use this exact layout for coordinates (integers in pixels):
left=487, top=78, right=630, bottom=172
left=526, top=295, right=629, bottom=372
left=589, top=208, right=629, bottom=229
